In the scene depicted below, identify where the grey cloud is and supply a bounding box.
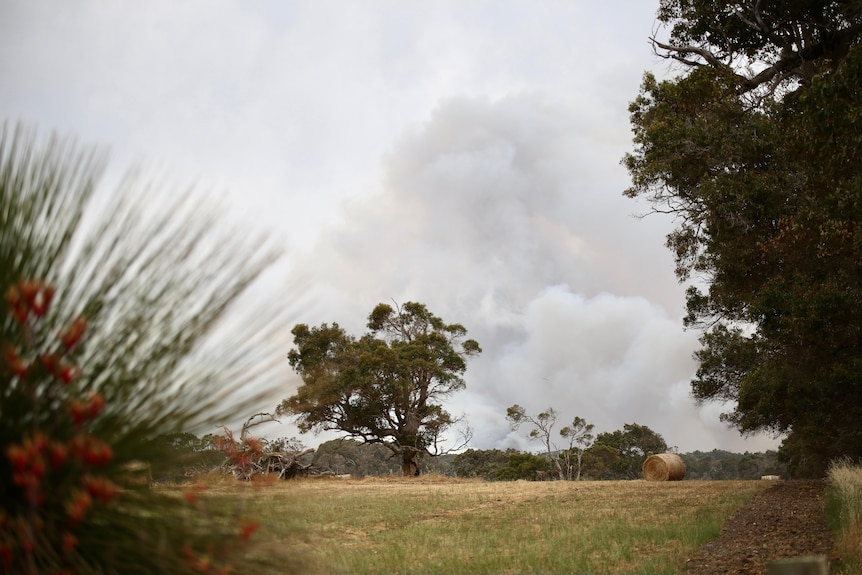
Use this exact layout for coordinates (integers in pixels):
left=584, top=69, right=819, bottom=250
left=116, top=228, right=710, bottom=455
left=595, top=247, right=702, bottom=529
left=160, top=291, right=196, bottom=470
left=293, top=94, right=779, bottom=453
left=1, top=1, right=778, bottom=454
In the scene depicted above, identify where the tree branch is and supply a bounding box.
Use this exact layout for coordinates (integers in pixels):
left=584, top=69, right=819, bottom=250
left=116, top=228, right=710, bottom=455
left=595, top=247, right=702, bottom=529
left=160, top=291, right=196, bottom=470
left=229, top=412, right=280, bottom=442
left=651, top=37, right=730, bottom=69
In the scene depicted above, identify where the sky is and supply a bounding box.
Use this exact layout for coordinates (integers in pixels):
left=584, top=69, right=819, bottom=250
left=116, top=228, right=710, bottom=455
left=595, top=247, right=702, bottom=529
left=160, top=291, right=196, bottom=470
left=0, top=0, right=781, bottom=454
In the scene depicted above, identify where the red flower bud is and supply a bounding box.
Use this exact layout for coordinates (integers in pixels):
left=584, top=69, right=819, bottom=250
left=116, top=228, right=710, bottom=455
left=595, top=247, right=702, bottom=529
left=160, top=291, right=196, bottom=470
left=50, top=442, right=69, bottom=469
left=58, top=363, right=77, bottom=385
left=3, top=346, right=28, bottom=378
left=83, top=440, right=113, bottom=467
left=29, top=432, right=47, bottom=454
left=20, top=280, right=39, bottom=305
left=88, top=392, right=105, bottom=418
left=39, top=284, right=55, bottom=315
left=70, top=400, right=88, bottom=427
left=6, top=445, right=28, bottom=472
left=82, top=474, right=119, bottom=504
left=13, top=306, right=28, bottom=324
left=29, top=282, right=54, bottom=317
left=99, top=443, right=114, bottom=465
left=4, top=285, right=21, bottom=308
left=66, top=491, right=92, bottom=525
left=69, top=434, right=86, bottom=458
left=29, top=457, right=46, bottom=480
left=62, top=531, right=78, bottom=554
left=40, top=353, right=59, bottom=374
left=59, top=316, right=87, bottom=350
left=240, top=519, right=260, bottom=541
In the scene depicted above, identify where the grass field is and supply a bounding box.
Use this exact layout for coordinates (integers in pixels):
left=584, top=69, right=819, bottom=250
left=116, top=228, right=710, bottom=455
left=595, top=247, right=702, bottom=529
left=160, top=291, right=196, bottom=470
left=182, top=476, right=770, bottom=575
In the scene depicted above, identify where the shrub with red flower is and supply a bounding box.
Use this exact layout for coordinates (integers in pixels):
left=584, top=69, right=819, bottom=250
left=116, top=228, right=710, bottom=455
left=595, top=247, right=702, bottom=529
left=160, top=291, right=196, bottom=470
left=0, top=124, right=299, bottom=574
left=1, top=281, right=279, bottom=574
left=0, top=280, right=124, bottom=571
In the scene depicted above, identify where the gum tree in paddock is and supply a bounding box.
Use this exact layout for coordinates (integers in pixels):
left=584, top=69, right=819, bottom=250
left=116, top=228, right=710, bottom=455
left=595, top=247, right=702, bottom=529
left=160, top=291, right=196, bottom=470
left=280, top=302, right=481, bottom=476
left=506, top=405, right=566, bottom=480
left=624, top=0, right=862, bottom=475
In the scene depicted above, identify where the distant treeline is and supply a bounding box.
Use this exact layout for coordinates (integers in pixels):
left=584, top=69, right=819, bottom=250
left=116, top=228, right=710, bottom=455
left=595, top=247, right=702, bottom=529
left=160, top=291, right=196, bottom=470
left=149, top=432, right=787, bottom=482
left=679, top=449, right=786, bottom=481
left=447, top=447, right=786, bottom=481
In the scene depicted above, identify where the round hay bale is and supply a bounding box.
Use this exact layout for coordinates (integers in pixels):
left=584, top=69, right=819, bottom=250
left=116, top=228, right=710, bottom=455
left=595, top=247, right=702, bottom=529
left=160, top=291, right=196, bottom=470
left=643, top=453, right=686, bottom=481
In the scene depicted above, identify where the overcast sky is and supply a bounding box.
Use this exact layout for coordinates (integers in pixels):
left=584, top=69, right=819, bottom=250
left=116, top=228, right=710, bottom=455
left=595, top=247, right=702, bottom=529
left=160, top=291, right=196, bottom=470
left=0, top=0, right=781, bottom=454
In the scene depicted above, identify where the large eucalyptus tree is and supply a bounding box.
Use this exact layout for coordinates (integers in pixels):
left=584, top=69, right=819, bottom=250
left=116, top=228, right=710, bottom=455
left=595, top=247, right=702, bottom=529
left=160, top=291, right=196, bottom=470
left=625, top=1, right=862, bottom=475
left=280, top=301, right=481, bottom=476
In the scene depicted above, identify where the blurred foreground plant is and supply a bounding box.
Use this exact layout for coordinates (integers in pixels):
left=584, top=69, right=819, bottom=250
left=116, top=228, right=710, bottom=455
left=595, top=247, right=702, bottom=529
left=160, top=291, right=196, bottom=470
left=0, top=122, right=298, bottom=573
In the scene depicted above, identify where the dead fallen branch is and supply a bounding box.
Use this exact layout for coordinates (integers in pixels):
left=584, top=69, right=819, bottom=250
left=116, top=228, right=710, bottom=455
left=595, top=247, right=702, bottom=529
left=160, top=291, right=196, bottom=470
left=220, top=448, right=316, bottom=481
left=215, top=413, right=317, bottom=480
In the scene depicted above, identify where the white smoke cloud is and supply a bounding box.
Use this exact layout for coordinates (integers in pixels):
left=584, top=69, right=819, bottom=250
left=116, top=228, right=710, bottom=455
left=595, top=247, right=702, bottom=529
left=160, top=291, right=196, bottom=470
left=290, top=94, right=780, bottom=453
left=1, top=1, right=779, bottom=454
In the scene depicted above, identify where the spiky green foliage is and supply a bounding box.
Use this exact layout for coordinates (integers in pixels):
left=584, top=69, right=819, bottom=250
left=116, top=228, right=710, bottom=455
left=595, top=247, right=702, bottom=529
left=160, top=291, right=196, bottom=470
left=0, top=122, right=297, bottom=573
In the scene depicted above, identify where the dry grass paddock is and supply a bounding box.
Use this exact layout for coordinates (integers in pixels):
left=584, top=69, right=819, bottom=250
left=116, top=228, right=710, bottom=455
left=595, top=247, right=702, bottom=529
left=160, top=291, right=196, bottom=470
left=169, top=476, right=769, bottom=575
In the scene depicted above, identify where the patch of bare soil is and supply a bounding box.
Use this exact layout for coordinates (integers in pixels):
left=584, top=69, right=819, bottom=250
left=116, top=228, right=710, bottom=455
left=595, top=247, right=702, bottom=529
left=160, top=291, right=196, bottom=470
left=684, top=480, right=833, bottom=575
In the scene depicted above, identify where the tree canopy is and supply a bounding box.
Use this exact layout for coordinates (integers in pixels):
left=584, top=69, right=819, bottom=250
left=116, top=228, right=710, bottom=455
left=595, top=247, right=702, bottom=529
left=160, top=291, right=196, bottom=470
left=625, top=1, right=862, bottom=475
left=279, top=302, right=481, bottom=476
left=587, top=423, right=669, bottom=480
left=451, top=448, right=513, bottom=481
left=559, top=416, right=595, bottom=481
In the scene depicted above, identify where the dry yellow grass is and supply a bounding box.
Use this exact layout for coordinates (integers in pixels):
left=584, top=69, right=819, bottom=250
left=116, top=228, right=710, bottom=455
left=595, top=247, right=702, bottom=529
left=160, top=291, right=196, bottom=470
left=828, top=460, right=862, bottom=575
left=171, top=477, right=769, bottom=575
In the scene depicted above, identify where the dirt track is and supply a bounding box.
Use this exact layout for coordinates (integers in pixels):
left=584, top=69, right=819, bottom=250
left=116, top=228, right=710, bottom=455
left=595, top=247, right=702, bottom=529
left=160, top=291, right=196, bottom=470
left=684, top=480, right=833, bottom=575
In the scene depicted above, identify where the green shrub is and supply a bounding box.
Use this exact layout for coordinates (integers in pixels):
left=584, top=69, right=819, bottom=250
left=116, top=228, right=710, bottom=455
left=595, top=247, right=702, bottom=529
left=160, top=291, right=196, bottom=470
left=494, top=452, right=553, bottom=481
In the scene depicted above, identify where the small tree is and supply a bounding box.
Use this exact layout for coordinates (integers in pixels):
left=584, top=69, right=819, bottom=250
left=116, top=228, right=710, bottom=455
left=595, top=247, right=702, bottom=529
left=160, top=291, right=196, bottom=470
left=506, top=405, right=566, bottom=480
left=280, top=302, right=481, bottom=476
left=580, top=444, right=624, bottom=480
left=559, top=416, right=595, bottom=480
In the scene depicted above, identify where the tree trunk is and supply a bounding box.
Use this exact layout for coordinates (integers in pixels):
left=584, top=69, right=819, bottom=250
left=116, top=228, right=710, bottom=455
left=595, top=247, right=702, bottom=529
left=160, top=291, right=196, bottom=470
left=543, top=438, right=565, bottom=480
left=552, top=458, right=565, bottom=481
left=402, top=451, right=420, bottom=477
